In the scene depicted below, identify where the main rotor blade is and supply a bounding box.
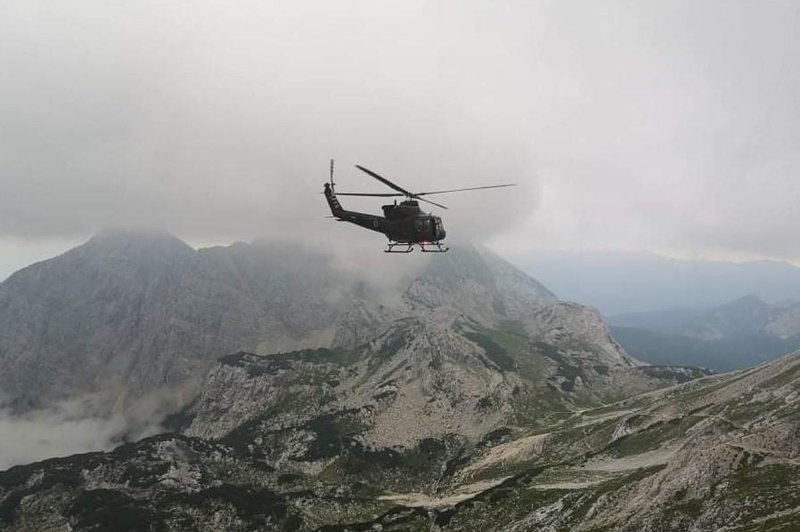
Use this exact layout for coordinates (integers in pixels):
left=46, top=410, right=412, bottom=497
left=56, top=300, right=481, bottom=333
left=335, top=192, right=405, bottom=197
left=415, top=183, right=517, bottom=196
left=355, top=165, right=413, bottom=196
left=416, top=196, right=448, bottom=210
left=338, top=191, right=448, bottom=209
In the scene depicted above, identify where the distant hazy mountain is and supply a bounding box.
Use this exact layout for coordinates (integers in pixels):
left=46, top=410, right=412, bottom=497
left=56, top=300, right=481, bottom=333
left=522, top=250, right=800, bottom=315
left=610, top=295, right=800, bottom=371
left=609, top=306, right=706, bottom=329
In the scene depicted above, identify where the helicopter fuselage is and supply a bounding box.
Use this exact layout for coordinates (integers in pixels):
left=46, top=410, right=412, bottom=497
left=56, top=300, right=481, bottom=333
left=324, top=183, right=446, bottom=246
left=322, top=161, right=513, bottom=253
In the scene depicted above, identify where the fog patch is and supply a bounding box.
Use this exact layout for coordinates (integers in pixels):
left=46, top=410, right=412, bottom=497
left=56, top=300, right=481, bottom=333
left=0, top=388, right=184, bottom=470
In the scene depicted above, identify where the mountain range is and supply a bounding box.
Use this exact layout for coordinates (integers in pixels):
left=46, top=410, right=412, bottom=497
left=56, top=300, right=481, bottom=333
left=0, top=230, right=797, bottom=530
left=521, top=250, right=800, bottom=315
left=1, top=230, right=685, bottom=417
left=1, top=312, right=797, bottom=529
left=0, top=229, right=382, bottom=412
left=611, top=295, right=800, bottom=371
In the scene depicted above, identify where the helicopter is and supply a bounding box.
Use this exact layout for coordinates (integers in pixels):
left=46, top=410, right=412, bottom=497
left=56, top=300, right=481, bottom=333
left=324, top=160, right=516, bottom=253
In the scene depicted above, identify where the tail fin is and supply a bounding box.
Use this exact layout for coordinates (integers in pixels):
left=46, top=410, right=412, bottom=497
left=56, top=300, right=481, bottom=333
left=325, top=159, right=345, bottom=217
left=324, top=182, right=344, bottom=218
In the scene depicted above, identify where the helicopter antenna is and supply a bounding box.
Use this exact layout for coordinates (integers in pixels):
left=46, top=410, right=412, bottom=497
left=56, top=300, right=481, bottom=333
left=330, top=159, right=335, bottom=189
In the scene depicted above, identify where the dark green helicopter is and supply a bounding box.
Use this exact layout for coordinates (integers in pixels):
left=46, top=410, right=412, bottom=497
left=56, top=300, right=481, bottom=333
left=324, top=160, right=515, bottom=253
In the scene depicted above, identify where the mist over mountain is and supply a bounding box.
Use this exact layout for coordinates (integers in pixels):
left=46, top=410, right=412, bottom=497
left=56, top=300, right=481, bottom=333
left=0, top=229, right=366, bottom=412
left=3, top=230, right=799, bottom=531
left=0, top=229, right=684, bottom=468
left=521, top=250, right=800, bottom=316
left=3, top=1, right=800, bottom=529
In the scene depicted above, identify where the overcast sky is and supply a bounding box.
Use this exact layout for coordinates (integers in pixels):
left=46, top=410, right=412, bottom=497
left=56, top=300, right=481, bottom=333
left=2, top=0, right=799, bottom=279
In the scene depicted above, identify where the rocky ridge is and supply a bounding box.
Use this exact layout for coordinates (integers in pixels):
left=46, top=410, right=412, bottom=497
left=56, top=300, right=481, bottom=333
left=0, top=230, right=741, bottom=531
left=0, top=349, right=795, bottom=531
left=178, top=243, right=692, bottom=456
left=0, top=230, right=368, bottom=410
left=0, top=229, right=633, bottom=416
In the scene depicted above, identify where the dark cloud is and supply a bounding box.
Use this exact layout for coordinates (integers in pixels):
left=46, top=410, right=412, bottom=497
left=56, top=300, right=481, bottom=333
left=490, top=0, right=800, bottom=261
left=1, top=1, right=800, bottom=268
left=0, top=0, right=539, bottom=247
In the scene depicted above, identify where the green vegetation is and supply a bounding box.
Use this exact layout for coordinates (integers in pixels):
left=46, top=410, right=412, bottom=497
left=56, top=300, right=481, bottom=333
left=219, top=348, right=363, bottom=378
left=457, top=320, right=537, bottom=372
left=723, top=396, right=786, bottom=424
left=68, top=489, right=156, bottom=531
left=478, top=427, right=513, bottom=448
left=640, top=365, right=711, bottom=383
left=319, top=435, right=466, bottom=493
left=566, top=464, right=668, bottom=525
left=452, top=320, right=579, bottom=424
left=460, top=329, right=517, bottom=372
left=376, top=322, right=415, bottom=360
left=670, top=372, right=748, bottom=406
left=606, top=416, right=703, bottom=458
left=727, top=463, right=797, bottom=500
left=664, top=498, right=704, bottom=518
left=303, top=409, right=368, bottom=461
left=761, top=362, right=800, bottom=389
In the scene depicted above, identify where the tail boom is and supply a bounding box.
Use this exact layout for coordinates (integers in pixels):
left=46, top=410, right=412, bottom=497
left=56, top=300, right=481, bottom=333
left=324, top=182, right=389, bottom=235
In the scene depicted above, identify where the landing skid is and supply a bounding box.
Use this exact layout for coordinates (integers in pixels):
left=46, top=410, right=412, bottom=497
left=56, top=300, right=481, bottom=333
left=420, top=242, right=449, bottom=253
left=384, top=242, right=414, bottom=253
left=383, top=242, right=449, bottom=253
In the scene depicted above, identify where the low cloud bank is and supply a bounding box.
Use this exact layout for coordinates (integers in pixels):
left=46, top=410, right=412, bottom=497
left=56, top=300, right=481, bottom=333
left=0, top=389, right=184, bottom=470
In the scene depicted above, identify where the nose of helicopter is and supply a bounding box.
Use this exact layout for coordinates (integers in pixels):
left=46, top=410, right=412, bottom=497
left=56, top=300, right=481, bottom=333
left=432, top=216, right=446, bottom=241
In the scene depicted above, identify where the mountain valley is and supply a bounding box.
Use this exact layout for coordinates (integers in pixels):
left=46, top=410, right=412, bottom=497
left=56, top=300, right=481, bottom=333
left=612, top=295, right=800, bottom=372
left=1, top=342, right=795, bottom=531
left=0, top=231, right=796, bottom=531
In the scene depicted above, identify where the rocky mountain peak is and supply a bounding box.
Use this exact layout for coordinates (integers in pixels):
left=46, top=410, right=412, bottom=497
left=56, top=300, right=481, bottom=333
left=2, top=228, right=194, bottom=286
left=713, top=293, right=770, bottom=315
left=0, top=232, right=755, bottom=531
left=89, top=227, right=194, bottom=250
left=687, top=293, right=774, bottom=341
left=0, top=232, right=636, bottom=418
left=404, top=244, right=557, bottom=322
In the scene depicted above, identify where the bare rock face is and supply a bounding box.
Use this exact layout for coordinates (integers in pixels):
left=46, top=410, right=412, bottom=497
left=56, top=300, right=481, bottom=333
left=0, top=231, right=370, bottom=410
left=180, top=252, right=697, bottom=475
left=402, top=244, right=557, bottom=320
left=7, top=230, right=789, bottom=532
left=0, top=350, right=795, bottom=531
left=766, top=304, right=800, bottom=339
left=0, top=232, right=635, bottom=416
